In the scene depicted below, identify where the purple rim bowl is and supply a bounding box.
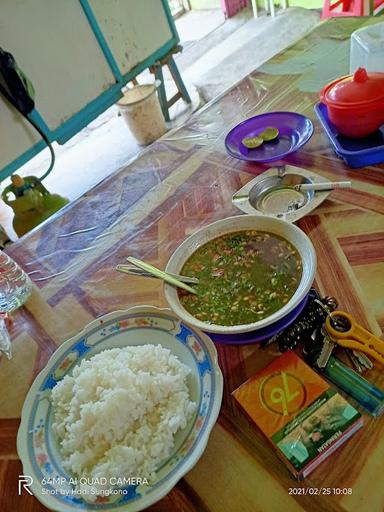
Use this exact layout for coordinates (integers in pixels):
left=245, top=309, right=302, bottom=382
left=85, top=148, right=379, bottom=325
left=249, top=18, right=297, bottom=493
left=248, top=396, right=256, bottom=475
left=205, top=293, right=308, bottom=345
left=224, top=111, right=314, bottom=163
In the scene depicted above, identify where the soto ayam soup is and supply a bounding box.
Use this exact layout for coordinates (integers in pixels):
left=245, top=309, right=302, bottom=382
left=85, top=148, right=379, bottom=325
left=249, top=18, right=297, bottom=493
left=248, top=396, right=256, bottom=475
left=178, top=230, right=302, bottom=326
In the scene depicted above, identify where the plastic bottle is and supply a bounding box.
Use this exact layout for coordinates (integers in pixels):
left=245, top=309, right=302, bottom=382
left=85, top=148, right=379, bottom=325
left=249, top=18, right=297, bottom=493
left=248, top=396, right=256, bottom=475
left=0, top=251, right=32, bottom=312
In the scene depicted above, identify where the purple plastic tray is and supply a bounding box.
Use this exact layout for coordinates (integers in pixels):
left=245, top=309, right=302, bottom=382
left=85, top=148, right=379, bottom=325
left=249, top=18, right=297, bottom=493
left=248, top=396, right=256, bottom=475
left=205, top=293, right=309, bottom=345
left=315, top=102, right=384, bottom=169
left=224, top=112, right=314, bottom=163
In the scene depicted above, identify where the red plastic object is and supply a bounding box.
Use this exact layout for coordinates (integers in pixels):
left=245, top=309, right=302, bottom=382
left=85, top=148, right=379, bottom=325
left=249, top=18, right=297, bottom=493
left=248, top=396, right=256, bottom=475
left=321, top=0, right=384, bottom=18
left=374, top=0, right=384, bottom=14
left=320, top=68, right=384, bottom=138
left=221, top=0, right=248, bottom=18
left=321, top=0, right=364, bottom=19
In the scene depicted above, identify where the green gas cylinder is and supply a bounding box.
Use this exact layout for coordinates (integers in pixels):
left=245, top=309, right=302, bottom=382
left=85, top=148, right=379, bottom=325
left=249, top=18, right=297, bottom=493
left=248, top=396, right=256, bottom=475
left=1, top=175, right=69, bottom=237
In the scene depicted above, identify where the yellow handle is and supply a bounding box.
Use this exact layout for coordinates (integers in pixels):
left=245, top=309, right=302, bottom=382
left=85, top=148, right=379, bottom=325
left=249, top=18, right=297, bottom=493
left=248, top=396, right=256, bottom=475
left=326, top=311, right=384, bottom=365
left=333, top=337, right=384, bottom=365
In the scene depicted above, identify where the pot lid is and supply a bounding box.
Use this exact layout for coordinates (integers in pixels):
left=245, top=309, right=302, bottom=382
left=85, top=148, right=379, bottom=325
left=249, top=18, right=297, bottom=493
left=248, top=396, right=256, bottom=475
left=323, top=68, right=384, bottom=107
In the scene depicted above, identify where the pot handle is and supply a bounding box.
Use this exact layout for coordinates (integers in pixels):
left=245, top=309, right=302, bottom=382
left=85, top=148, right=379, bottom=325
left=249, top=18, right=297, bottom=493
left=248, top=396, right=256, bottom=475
left=353, top=67, right=368, bottom=83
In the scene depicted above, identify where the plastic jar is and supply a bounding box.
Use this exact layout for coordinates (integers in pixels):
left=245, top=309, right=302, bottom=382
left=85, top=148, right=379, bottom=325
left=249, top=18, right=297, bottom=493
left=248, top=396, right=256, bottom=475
left=350, top=23, right=384, bottom=73
left=117, top=83, right=167, bottom=145
left=0, top=251, right=32, bottom=312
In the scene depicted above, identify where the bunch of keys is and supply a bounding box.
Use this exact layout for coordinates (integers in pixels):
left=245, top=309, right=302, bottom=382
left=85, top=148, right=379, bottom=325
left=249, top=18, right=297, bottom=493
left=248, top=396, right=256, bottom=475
left=315, top=311, right=383, bottom=372
left=261, top=288, right=338, bottom=352
left=262, top=288, right=380, bottom=375
left=261, top=290, right=384, bottom=415
left=311, top=311, right=384, bottom=417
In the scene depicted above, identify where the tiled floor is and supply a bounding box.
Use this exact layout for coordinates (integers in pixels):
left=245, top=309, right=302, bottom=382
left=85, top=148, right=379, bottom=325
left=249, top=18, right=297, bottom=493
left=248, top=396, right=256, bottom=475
left=0, top=6, right=320, bottom=241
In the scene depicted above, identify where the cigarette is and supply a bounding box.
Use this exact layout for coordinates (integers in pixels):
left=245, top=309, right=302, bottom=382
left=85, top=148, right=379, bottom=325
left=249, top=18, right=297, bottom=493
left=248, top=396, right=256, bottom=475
left=294, top=181, right=352, bottom=192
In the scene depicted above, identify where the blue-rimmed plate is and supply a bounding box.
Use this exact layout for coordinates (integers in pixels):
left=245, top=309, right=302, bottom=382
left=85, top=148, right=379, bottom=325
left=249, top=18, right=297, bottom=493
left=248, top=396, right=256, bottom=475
left=225, top=112, right=314, bottom=163
left=17, top=306, right=223, bottom=512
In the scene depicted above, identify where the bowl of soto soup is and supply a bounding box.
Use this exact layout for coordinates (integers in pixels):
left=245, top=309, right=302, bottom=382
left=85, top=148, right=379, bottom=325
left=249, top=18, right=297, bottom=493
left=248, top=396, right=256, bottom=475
left=164, top=215, right=316, bottom=334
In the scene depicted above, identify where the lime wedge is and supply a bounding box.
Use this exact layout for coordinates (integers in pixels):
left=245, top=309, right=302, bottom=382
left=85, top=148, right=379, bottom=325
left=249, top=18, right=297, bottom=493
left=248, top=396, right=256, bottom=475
left=260, top=127, right=279, bottom=141
left=242, top=136, right=264, bottom=149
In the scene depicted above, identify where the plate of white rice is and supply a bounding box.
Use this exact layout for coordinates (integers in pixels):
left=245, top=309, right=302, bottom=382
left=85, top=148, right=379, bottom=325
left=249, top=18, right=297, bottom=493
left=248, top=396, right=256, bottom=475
left=17, top=306, right=223, bottom=512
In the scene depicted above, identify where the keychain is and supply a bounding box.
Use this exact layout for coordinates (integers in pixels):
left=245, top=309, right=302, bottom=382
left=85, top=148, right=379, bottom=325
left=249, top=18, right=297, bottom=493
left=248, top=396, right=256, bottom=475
left=261, top=289, right=338, bottom=352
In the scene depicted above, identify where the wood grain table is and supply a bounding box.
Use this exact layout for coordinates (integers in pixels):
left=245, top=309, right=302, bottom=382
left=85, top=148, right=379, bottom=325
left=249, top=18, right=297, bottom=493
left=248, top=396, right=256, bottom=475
left=1, top=16, right=383, bottom=512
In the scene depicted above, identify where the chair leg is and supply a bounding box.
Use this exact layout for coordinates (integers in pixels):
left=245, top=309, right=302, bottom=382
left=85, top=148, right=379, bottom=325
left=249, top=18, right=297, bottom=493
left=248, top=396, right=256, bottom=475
left=167, top=56, right=192, bottom=105
left=269, top=0, right=276, bottom=16
left=153, top=65, right=170, bottom=122
left=321, top=0, right=330, bottom=19
left=251, top=0, right=259, bottom=17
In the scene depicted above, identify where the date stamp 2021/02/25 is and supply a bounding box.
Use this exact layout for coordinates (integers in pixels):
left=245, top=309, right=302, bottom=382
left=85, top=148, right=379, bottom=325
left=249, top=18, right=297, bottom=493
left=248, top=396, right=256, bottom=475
left=289, top=488, right=352, bottom=496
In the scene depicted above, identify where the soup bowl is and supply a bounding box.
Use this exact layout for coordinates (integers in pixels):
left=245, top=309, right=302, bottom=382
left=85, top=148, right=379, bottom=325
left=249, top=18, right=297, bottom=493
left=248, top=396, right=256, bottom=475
left=164, top=215, right=316, bottom=335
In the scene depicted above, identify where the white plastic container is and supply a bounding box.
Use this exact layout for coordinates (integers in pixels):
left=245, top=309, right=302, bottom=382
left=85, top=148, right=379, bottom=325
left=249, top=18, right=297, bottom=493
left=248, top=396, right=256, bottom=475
left=117, top=83, right=167, bottom=146
left=0, top=251, right=32, bottom=312
left=350, top=23, right=384, bottom=74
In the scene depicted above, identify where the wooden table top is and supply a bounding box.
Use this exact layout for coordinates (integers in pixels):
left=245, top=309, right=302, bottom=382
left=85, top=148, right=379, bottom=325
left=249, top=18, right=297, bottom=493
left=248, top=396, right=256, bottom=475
left=2, top=16, right=384, bottom=512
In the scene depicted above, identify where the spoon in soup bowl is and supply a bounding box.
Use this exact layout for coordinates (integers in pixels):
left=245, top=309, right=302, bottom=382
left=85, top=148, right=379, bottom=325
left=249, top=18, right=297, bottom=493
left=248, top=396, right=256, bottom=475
left=116, top=257, right=198, bottom=294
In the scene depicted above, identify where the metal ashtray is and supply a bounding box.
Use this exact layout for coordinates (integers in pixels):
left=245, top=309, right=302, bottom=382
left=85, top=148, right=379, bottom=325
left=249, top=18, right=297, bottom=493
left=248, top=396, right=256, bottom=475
left=232, top=166, right=331, bottom=222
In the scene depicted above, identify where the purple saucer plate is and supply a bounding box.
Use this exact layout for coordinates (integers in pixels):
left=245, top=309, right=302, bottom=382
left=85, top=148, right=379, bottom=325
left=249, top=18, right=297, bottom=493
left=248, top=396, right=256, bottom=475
left=205, top=293, right=309, bottom=345
left=224, top=112, right=314, bottom=163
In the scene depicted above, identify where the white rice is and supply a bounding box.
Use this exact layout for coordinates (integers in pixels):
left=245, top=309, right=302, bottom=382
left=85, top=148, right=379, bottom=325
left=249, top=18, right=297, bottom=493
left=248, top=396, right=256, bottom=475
left=51, top=344, right=196, bottom=499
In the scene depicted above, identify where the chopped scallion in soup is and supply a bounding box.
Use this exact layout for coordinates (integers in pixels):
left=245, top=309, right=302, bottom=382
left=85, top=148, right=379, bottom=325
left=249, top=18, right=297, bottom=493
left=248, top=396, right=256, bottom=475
left=178, top=230, right=302, bottom=326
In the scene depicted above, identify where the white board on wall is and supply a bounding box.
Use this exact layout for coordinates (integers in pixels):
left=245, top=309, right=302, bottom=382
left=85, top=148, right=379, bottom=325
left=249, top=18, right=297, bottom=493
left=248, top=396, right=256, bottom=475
left=89, top=0, right=173, bottom=74
left=0, top=0, right=115, bottom=171
left=0, top=0, right=176, bottom=176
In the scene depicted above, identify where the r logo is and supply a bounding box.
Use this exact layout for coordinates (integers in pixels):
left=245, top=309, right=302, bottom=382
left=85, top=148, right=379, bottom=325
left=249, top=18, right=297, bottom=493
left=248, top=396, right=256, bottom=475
left=18, top=475, right=33, bottom=495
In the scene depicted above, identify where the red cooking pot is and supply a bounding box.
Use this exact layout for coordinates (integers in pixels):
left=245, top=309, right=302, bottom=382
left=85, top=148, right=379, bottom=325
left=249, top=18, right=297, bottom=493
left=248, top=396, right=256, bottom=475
left=320, top=67, right=384, bottom=138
